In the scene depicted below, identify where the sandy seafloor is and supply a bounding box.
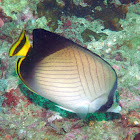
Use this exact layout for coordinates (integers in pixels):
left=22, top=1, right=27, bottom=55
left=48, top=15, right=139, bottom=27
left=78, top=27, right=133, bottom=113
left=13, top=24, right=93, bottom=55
left=0, top=0, right=140, bottom=139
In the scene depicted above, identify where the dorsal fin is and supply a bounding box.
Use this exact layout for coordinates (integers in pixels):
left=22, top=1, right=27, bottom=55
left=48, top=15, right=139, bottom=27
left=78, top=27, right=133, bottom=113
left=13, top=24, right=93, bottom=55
left=33, top=29, right=69, bottom=51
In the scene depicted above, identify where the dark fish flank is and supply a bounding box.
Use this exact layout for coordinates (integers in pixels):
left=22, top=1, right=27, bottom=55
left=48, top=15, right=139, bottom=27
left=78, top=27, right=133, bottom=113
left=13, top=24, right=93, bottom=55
left=23, top=44, right=116, bottom=113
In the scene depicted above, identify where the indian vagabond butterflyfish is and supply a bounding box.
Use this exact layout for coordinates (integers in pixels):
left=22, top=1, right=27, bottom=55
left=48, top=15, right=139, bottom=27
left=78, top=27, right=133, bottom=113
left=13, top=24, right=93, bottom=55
left=9, top=29, right=121, bottom=119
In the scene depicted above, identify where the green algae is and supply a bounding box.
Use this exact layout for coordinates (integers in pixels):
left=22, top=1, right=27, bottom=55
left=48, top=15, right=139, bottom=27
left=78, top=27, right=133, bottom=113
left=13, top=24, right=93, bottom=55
left=81, top=28, right=108, bottom=42
left=85, top=112, right=121, bottom=123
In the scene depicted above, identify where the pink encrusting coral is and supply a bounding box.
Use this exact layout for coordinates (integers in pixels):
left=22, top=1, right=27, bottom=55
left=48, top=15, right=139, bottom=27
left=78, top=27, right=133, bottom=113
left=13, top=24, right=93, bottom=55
left=0, top=18, right=4, bottom=27
left=2, top=89, right=20, bottom=107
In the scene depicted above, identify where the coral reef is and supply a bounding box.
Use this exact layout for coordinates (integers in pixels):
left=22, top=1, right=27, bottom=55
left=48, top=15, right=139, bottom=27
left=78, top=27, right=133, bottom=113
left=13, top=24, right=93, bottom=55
left=1, top=0, right=40, bottom=20
left=37, top=0, right=62, bottom=31
left=94, top=4, right=128, bottom=31
left=36, top=0, right=131, bottom=31
left=0, top=0, right=140, bottom=139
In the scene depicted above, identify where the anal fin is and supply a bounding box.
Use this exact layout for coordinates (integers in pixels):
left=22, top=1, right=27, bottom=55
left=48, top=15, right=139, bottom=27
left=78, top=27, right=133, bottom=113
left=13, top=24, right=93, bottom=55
left=55, top=105, right=74, bottom=113
left=75, top=104, right=89, bottom=119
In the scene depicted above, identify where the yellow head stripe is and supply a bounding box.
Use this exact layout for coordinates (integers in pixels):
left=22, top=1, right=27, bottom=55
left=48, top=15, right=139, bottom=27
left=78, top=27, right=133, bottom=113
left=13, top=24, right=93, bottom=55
left=9, top=30, right=31, bottom=57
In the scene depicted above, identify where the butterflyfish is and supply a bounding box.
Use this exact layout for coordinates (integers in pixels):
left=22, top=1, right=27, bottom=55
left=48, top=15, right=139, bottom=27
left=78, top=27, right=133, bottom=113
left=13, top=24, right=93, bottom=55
left=9, top=29, right=121, bottom=119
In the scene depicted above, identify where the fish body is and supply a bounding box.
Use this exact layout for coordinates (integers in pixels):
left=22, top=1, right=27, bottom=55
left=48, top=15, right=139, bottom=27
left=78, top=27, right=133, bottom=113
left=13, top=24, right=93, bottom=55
left=9, top=29, right=121, bottom=118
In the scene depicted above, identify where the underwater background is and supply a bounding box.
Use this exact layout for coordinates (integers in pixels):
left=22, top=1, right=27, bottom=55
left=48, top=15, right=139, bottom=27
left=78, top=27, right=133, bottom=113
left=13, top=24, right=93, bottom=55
left=0, top=0, right=140, bottom=139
